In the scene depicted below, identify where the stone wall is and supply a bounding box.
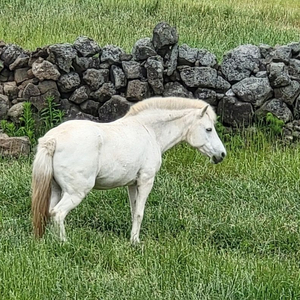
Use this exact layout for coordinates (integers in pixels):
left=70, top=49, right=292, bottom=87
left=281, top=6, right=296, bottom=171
left=1, top=22, right=300, bottom=141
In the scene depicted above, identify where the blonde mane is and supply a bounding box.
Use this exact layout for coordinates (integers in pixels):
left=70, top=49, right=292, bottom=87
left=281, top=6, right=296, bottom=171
left=125, top=97, right=217, bottom=122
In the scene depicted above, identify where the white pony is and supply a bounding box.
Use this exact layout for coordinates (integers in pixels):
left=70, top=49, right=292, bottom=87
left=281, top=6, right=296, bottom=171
left=32, top=96, right=226, bottom=243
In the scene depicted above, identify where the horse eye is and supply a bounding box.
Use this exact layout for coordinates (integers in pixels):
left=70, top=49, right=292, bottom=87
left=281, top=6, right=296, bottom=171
left=206, top=128, right=212, bottom=132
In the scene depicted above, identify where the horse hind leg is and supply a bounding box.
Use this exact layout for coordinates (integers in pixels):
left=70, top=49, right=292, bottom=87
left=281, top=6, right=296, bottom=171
left=50, top=192, right=85, bottom=242
left=50, top=180, right=61, bottom=211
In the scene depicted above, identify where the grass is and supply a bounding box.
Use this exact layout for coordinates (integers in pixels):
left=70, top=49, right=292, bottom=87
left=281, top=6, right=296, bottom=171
left=1, top=0, right=300, bottom=298
left=1, top=134, right=300, bottom=299
left=0, top=0, right=300, bottom=60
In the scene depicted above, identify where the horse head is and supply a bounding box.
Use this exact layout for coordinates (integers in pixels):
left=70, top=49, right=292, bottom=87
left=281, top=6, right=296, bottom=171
left=186, top=105, right=226, bottom=164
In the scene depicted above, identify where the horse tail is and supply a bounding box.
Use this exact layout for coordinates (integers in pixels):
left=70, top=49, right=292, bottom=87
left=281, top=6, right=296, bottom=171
left=31, top=137, right=56, bottom=238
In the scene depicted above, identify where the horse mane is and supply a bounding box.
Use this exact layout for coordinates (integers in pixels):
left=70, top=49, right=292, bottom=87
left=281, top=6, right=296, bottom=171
left=125, top=97, right=217, bottom=122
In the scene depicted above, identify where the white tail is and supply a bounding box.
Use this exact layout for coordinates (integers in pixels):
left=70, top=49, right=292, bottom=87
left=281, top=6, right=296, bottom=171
left=31, top=138, right=56, bottom=238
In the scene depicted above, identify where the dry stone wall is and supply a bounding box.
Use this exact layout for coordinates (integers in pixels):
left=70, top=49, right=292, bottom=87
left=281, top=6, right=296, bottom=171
left=1, top=22, right=300, bottom=141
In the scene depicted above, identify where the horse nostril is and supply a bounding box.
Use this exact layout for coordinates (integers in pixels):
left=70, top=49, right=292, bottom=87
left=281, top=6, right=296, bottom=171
left=221, top=152, right=225, bottom=158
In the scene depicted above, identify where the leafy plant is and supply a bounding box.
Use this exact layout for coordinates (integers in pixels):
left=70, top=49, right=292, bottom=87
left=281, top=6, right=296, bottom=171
left=0, top=102, right=36, bottom=144
left=40, top=96, right=64, bottom=134
left=0, top=97, right=64, bottom=146
left=265, top=112, right=284, bottom=137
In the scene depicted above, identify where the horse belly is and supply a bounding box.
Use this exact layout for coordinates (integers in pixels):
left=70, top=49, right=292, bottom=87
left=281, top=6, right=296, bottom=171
left=94, top=165, right=138, bottom=189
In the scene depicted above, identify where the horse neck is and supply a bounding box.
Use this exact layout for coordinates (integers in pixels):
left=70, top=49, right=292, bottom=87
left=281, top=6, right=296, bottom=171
left=135, top=109, right=196, bottom=153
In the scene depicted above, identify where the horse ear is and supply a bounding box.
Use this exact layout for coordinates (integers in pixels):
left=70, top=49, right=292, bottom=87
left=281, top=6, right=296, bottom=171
left=199, top=105, right=209, bottom=118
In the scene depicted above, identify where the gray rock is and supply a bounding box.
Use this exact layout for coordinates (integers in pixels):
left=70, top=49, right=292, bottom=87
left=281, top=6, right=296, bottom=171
left=32, top=58, right=60, bottom=81
left=0, top=136, right=30, bottom=157
left=274, top=80, right=300, bottom=105
left=221, top=44, right=261, bottom=83
left=122, top=61, right=144, bottom=79
left=268, top=62, right=291, bottom=87
left=1, top=44, right=25, bottom=67
left=132, top=38, right=157, bottom=61
left=288, top=59, right=300, bottom=78
left=0, top=94, right=9, bottom=120
left=7, top=102, right=24, bottom=123
left=0, top=69, right=13, bottom=82
left=255, top=98, right=293, bottom=123
left=163, top=82, right=193, bottom=98
left=178, top=44, right=198, bottom=66
left=145, top=55, right=164, bottom=94
left=57, top=72, right=81, bottom=93
left=90, top=82, right=116, bottom=103
left=73, top=56, right=93, bottom=73
left=215, top=76, right=231, bottom=93
left=110, top=65, right=127, bottom=89
left=165, top=44, right=178, bottom=76
left=69, top=86, right=90, bottom=104
left=194, top=88, right=218, bottom=106
left=3, top=82, right=18, bottom=100
left=73, top=36, right=101, bottom=57
left=287, top=42, right=300, bottom=56
left=256, top=71, right=268, bottom=78
left=180, top=67, right=218, bottom=88
left=83, top=68, right=109, bottom=90
left=38, top=80, right=58, bottom=94
left=101, top=45, right=125, bottom=65
left=48, top=43, right=77, bottom=73
left=23, top=83, right=40, bottom=100
left=259, top=44, right=274, bottom=60
left=98, top=95, right=131, bottom=122
left=197, top=49, right=217, bottom=67
left=217, top=95, right=254, bottom=127
left=232, top=77, right=272, bottom=107
left=14, top=68, right=30, bottom=84
left=272, top=46, right=292, bottom=64
left=293, top=95, right=300, bottom=119
left=126, top=80, right=150, bottom=101
left=9, top=54, right=29, bottom=71
left=80, top=100, right=99, bottom=116
left=152, top=22, right=178, bottom=54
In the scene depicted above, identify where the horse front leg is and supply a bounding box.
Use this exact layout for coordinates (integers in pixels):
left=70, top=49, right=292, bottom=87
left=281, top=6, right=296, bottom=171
left=130, top=177, right=154, bottom=244
left=127, top=184, right=138, bottom=221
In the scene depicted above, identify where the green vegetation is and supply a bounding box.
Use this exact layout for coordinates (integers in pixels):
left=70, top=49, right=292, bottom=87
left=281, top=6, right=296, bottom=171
left=1, top=137, right=300, bottom=299
left=0, top=0, right=300, bottom=60
left=1, top=0, right=300, bottom=299
left=1, top=97, right=64, bottom=145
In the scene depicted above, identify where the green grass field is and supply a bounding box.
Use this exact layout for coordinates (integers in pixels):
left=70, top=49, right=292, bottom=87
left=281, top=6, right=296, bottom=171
left=1, top=0, right=300, bottom=299
left=1, top=0, right=300, bottom=59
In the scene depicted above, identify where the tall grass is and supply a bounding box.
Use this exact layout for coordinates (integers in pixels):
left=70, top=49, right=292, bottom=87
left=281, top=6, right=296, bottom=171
left=0, top=0, right=300, bottom=59
left=1, top=132, right=300, bottom=299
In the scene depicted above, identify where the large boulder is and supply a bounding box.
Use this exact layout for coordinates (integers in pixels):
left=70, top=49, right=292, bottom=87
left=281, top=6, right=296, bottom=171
left=255, top=98, right=293, bottom=123
left=132, top=38, right=157, bottom=61
left=32, top=58, right=60, bottom=81
left=231, top=77, right=272, bottom=107
left=98, top=95, right=131, bottom=122
left=0, top=136, right=30, bottom=157
left=83, top=68, right=109, bottom=90
left=221, top=44, right=261, bottom=83
left=180, top=67, right=218, bottom=88
left=48, top=43, right=78, bottom=73
left=217, top=95, right=254, bottom=127
left=145, top=56, right=164, bottom=95
left=73, top=36, right=101, bottom=57
left=152, top=22, right=178, bottom=55
left=126, top=80, right=150, bottom=101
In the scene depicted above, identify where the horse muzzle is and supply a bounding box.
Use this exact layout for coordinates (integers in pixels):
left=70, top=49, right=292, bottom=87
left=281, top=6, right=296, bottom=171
left=211, top=152, right=226, bottom=164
